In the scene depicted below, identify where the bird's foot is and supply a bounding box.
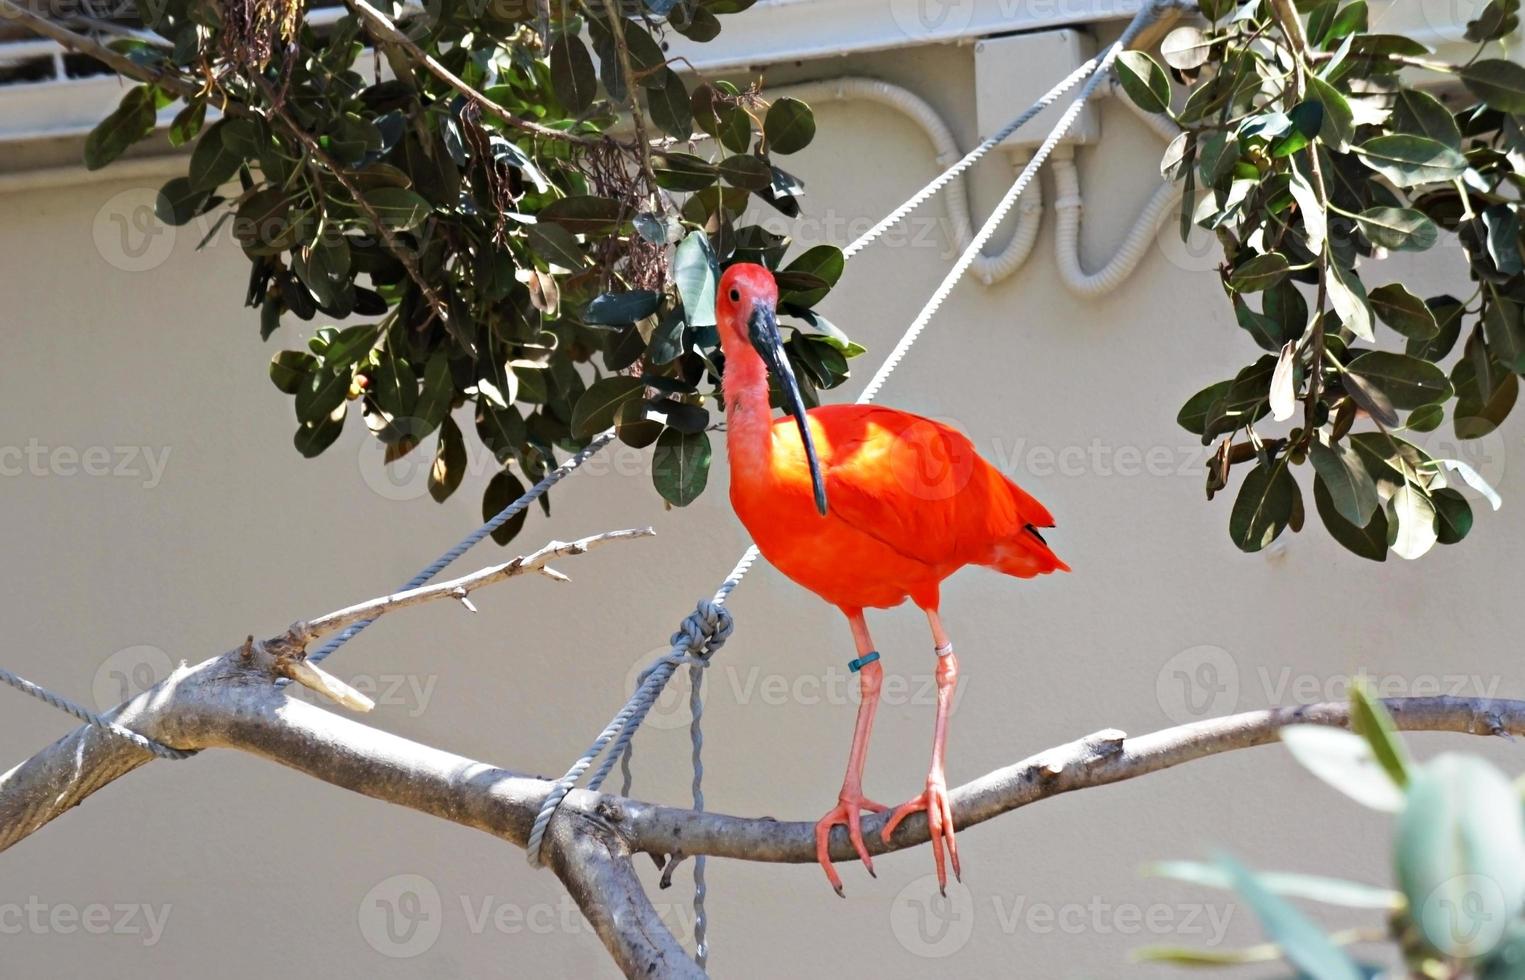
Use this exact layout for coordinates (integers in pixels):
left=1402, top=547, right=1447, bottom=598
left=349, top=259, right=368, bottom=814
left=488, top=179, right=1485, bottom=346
left=814, top=792, right=889, bottom=897
left=882, top=777, right=961, bottom=894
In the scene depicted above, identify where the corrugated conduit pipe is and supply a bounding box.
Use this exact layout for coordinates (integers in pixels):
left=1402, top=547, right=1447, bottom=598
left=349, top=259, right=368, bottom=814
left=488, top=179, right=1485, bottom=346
left=770, top=77, right=1042, bottom=286
left=1051, top=78, right=1184, bottom=297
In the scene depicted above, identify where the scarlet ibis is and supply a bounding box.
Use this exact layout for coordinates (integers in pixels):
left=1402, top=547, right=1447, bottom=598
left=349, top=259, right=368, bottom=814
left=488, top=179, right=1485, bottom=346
left=715, top=262, right=1068, bottom=896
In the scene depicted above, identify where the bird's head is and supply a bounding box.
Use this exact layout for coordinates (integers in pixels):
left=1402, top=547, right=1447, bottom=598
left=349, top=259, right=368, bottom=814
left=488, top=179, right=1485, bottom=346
left=716, top=262, right=828, bottom=516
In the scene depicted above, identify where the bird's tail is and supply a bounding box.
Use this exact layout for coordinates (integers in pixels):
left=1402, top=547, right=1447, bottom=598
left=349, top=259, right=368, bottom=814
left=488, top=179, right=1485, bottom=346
left=981, top=466, right=1070, bottom=578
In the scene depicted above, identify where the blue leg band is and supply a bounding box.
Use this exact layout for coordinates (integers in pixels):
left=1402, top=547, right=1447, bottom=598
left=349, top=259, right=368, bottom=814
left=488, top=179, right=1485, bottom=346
left=847, top=651, right=881, bottom=673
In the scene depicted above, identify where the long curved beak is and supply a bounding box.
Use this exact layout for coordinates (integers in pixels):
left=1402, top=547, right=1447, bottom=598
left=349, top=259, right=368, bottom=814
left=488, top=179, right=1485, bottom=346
left=748, top=302, right=828, bottom=516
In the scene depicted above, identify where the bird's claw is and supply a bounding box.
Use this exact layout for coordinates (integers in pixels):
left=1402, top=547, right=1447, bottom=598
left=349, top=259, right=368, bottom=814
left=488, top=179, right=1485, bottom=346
left=814, top=792, right=889, bottom=896
left=882, top=778, right=961, bottom=893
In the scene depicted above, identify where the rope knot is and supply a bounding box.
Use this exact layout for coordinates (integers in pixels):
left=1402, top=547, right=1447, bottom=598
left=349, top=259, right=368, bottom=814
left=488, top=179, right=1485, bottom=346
left=670, top=599, right=733, bottom=661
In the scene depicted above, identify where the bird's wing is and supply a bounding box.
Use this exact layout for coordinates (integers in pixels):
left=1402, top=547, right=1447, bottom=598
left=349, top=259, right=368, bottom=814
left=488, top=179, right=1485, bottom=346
left=806, top=405, right=1045, bottom=568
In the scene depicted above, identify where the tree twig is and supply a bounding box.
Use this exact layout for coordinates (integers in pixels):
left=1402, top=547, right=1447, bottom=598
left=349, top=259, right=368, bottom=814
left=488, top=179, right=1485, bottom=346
left=341, top=0, right=602, bottom=147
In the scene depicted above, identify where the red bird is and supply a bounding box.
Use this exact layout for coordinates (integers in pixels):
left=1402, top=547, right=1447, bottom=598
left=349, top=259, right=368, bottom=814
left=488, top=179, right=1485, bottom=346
left=715, top=263, right=1068, bottom=896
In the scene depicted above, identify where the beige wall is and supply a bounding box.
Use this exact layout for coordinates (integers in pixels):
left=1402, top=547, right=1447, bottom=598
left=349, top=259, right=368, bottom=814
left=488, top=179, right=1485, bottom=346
left=2, top=34, right=1521, bottom=980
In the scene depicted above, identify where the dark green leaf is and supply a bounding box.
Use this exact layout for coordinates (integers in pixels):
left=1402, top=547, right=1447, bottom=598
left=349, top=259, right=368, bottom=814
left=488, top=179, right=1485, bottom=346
left=763, top=97, right=816, bottom=153
left=189, top=119, right=243, bottom=192
left=1229, top=253, right=1291, bottom=292
left=1484, top=296, right=1525, bottom=372
left=1229, top=460, right=1295, bottom=552
left=84, top=86, right=156, bottom=171
left=1178, top=380, right=1234, bottom=435
left=1116, top=50, right=1172, bottom=115
left=1461, top=59, right=1525, bottom=114
left=652, top=428, right=712, bottom=505
left=269, top=350, right=317, bottom=395
left=294, top=412, right=345, bottom=458
left=1390, top=89, right=1462, bottom=150
left=1309, top=440, right=1380, bottom=526
left=718, top=154, right=771, bottom=191
left=647, top=69, right=693, bottom=140
left=539, top=196, right=628, bottom=235
left=295, top=367, right=351, bottom=424
left=584, top=290, right=660, bottom=326
left=1270, top=101, right=1323, bottom=158
left=154, top=176, right=209, bottom=227
left=1354, top=135, right=1467, bottom=187
left=483, top=470, right=530, bottom=545
left=1354, top=207, right=1438, bottom=252
left=571, top=376, right=644, bottom=439
left=1350, top=684, right=1410, bottom=788
left=1315, top=472, right=1389, bottom=561
left=1345, top=351, right=1452, bottom=409
left=526, top=222, right=589, bottom=271
left=653, top=152, right=718, bottom=192
left=1432, top=487, right=1474, bottom=544
left=428, top=416, right=467, bottom=503
left=1369, top=283, right=1438, bottom=339
left=550, top=34, right=597, bottom=114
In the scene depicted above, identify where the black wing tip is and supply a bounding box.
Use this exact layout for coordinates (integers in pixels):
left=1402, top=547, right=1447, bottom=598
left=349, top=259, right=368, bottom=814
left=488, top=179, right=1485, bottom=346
left=1024, top=522, right=1049, bottom=545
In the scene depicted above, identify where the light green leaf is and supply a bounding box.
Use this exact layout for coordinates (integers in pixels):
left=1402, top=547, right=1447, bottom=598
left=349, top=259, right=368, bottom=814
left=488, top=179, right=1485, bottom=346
left=1280, top=725, right=1405, bottom=812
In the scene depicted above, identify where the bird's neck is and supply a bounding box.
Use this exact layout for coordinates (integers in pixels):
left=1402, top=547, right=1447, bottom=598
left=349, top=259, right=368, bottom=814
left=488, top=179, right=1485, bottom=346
left=723, top=345, right=776, bottom=479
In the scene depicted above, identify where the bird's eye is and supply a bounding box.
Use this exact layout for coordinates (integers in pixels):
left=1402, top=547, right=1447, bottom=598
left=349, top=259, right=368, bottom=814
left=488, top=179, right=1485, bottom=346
left=728, top=288, right=741, bottom=302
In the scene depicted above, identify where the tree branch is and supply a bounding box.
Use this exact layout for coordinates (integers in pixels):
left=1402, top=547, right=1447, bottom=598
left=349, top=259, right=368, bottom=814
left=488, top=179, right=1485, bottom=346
left=341, top=0, right=601, bottom=147
left=3, top=606, right=1520, bottom=978
left=0, top=0, right=208, bottom=103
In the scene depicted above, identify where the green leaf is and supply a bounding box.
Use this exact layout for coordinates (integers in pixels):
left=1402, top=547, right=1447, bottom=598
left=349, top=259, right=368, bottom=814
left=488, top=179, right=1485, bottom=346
left=717, top=154, right=772, bottom=191
left=1328, top=262, right=1374, bottom=341
left=526, top=222, right=589, bottom=272
left=1369, top=283, right=1439, bottom=339
left=539, top=196, right=628, bottom=236
left=415, top=352, right=453, bottom=434
left=777, top=244, right=845, bottom=307
left=1307, top=75, right=1354, bottom=151
left=1462, top=59, right=1525, bottom=114
left=1116, top=50, right=1172, bottom=115
left=1145, top=860, right=1400, bottom=909
left=1315, top=471, right=1389, bottom=561
left=673, top=232, right=718, bottom=328
left=1160, top=25, right=1212, bottom=70
left=1270, top=100, right=1323, bottom=158
left=1350, top=683, right=1410, bottom=788
left=652, top=428, right=712, bottom=505
left=1467, top=0, right=1522, bottom=41
left=1230, top=253, right=1291, bottom=292
left=647, top=69, right=693, bottom=140
left=1229, top=459, right=1295, bottom=552
left=653, top=151, right=718, bottom=192
left=1215, top=853, right=1364, bottom=980
left=1432, top=487, right=1474, bottom=544
left=571, top=376, right=644, bottom=439
left=1388, top=480, right=1438, bottom=560
left=168, top=99, right=206, bottom=148
left=482, top=469, right=529, bottom=545
left=84, top=86, right=156, bottom=171
left=1407, top=403, right=1444, bottom=433
left=1390, top=89, right=1462, bottom=151
left=293, top=412, right=345, bottom=458
left=1345, top=351, right=1452, bottom=409
left=1453, top=346, right=1518, bottom=438
left=1354, top=207, right=1438, bottom=252
left=1309, top=440, right=1379, bottom=526
left=1177, top=380, right=1233, bottom=435
left=428, top=416, right=466, bottom=503
left=550, top=34, right=597, bottom=114
left=154, top=176, right=209, bottom=227
left=1354, top=135, right=1467, bottom=187
left=295, top=367, right=351, bottom=425
left=269, top=350, right=317, bottom=395
left=1280, top=724, right=1405, bottom=812
left=364, top=187, right=431, bottom=231
left=764, top=96, right=816, bottom=154
left=188, top=119, right=243, bottom=192
left=1484, top=297, right=1525, bottom=372
left=584, top=290, right=660, bottom=326
left=1397, top=755, right=1525, bottom=960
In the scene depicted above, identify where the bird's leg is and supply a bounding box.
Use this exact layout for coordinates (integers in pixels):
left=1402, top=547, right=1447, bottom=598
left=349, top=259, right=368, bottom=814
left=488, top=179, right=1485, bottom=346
left=883, top=609, right=961, bottom=894
left=815, top=610, right=889, bottom=897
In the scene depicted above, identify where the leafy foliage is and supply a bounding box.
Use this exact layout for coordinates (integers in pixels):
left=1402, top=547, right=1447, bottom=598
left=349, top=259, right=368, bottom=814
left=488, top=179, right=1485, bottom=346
left=93, top=0, right=857, bottom=542
left=1141, top=686, right=1525, bottom=978
left=1145, top=0, right=1521, bottom=560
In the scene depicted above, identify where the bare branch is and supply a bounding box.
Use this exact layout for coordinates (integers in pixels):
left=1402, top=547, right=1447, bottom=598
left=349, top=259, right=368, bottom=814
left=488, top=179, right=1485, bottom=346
left=290, top=528, right=654, bottom=644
